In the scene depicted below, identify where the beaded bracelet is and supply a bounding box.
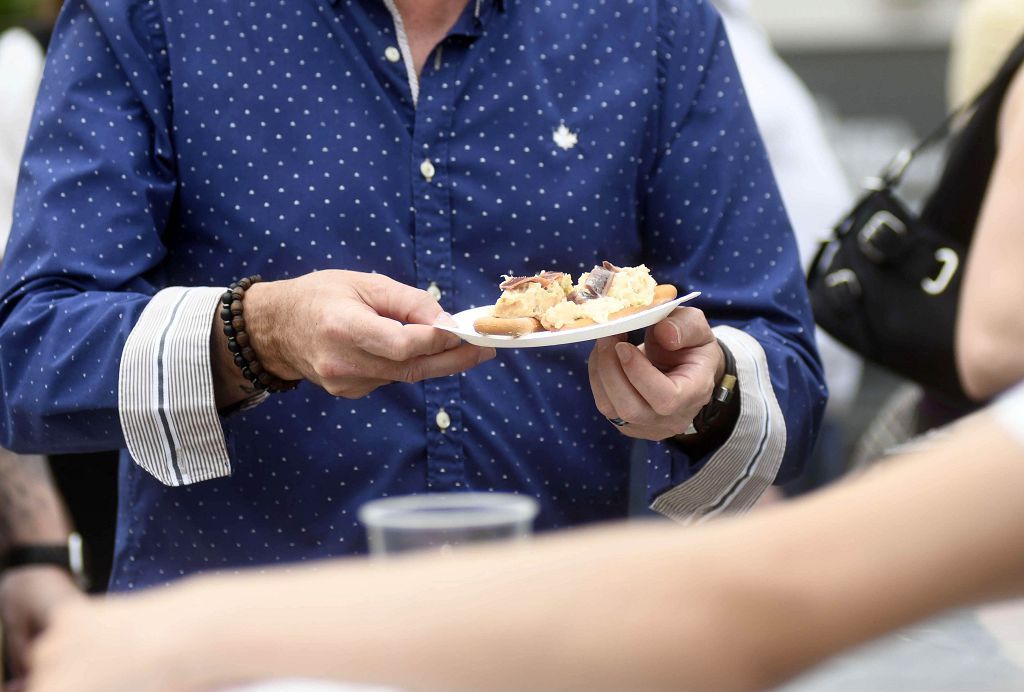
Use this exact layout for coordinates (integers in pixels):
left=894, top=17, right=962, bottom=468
left=220, top=275, right=299, bottom=394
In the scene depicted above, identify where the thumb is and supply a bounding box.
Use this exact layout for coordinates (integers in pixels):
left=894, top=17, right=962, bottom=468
left=643, top=309, right=717, bottom=370
left=353, top=274, right=444, bottom=326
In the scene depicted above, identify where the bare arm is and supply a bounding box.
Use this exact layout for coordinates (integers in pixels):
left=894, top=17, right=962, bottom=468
left=0, top=449, right=82, bottom=681
left=956, top=66, right=1024, bottom=400
left=28, top=404, right=1024, bottom=692
left=0, top=450, right=71, bottom=553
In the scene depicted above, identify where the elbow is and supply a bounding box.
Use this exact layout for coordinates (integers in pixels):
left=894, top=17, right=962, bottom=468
left=659, top=635, right=810, bottom=692
left=957, top=331, right=1019, bottom=402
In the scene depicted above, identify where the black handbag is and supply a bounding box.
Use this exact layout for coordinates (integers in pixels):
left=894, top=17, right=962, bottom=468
left=806, top=88, right=998, bottom=404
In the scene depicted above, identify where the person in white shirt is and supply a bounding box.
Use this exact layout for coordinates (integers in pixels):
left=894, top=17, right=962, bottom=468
left=0, top=27, right=44, bottom=257
left=711, top=0, right=863, bottom=485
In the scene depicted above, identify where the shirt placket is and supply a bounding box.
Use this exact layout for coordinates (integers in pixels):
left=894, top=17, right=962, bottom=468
left=408, top=41, right=466, bottom=491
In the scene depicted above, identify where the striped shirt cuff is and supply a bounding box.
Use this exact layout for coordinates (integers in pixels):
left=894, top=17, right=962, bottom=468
left=118, top=286, right=237, bottom=486
left=650, top=325, right=787, bottom=522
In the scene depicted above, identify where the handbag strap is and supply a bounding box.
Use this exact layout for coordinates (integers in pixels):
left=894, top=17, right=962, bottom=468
left=872, top=85, right=995, bottom=191
left=873, top=36, right=1024, bottom=190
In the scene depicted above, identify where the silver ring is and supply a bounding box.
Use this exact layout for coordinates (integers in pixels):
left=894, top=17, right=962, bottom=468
left=608, top=417, right=628, bottom=427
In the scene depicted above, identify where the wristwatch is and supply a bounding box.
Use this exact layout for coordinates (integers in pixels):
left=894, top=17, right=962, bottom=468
left=0, top=532, right=88, bottom=589
left=677, top=340, right=739, bottom=439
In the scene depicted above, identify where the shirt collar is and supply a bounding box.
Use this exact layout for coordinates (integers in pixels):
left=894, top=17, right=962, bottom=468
left=328, top=0, right=505, bottom=13
left=476, top=0, right=506, bottom=16
left=451, top=0, right=505, bottom=38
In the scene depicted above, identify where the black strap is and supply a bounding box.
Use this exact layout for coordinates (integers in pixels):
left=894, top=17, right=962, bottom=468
left=1, top=545, right=70, bottom=572
left=878, top=37, right=1024, bottom=190
left=878, top=87, right=995, bottom=190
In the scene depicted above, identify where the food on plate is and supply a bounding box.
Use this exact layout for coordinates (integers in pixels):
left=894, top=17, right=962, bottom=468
left=473, top=262, right=677, bottom=336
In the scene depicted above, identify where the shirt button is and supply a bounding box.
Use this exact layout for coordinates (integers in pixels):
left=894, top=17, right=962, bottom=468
left=435, top=408, right=451, bottom=431
left=427, top=281, right=442, bottom=301
left=420, top=158, right=436, bottom=182
left=385, top=46, right=401, bottom=63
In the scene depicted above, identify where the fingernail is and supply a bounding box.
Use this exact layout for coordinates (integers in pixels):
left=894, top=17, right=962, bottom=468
left=434, top=311, right=458, bottom=327
left=615, top=342, right=633, bottom=363
left=670, top=324, right=682, bottom=347
left=446, top=334, right=462, bottom=349
left=477, top=347, right=496, bottom=364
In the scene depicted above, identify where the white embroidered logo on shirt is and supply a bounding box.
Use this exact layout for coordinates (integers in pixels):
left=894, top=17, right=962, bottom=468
left=553, top=122, right=578, bottom=151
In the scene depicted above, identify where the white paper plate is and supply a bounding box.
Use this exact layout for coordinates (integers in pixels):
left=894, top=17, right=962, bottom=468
left=437, top=292, right=701, bottom=348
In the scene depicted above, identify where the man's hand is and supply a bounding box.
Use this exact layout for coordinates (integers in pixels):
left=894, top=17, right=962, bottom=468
left=588, top=307, right=726, bottom=441
left=1, top=567, right=83, bottom=689
left=213, top=270, right=495, bottom=406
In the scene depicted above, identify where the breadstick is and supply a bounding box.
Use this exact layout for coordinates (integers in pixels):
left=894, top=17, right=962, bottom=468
left=553, top=284, right=679, bottom=331
left=473, top=315, right=543, bottom=337
left=474, top=284, right=678, bottom=336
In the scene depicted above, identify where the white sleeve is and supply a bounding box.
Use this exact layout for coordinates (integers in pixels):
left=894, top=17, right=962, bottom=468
left=993, top=381, right=1024, bottom=449
left=651, top=325, right=787, bottom=522
left=0, top=29, right=45, bottom=260
left=118, top=286, right=267, bottom=486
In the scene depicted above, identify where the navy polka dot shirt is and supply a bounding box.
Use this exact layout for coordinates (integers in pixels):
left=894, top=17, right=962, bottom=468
left=0, top=0, right=825, bottom=590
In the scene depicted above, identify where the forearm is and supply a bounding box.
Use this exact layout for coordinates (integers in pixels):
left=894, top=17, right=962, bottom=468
left=956, top=65, right=1024, bottom=400
left=211, top=280, right=303, bottom=410
left=726, top=414, right=1024, bottom=684
left=135, top=416, right=1024, bottom=691
left=159, top=525, right=738, bottom=691
left=0, top=449, right=72, bottom=555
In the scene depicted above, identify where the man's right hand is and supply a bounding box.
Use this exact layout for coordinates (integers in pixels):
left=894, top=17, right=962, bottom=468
left=214, top=270, right=494, bottom=406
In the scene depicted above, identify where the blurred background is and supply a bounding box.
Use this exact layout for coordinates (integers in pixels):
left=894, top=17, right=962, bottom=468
left=0, top=0, right=56, bottom=34
left=753, top=0, right=956, bottom=181
left=750, top=0, right=962, bottom=463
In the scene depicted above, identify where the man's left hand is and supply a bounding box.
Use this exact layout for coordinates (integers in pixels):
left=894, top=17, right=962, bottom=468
left=588, top=307, right=725, bottom=441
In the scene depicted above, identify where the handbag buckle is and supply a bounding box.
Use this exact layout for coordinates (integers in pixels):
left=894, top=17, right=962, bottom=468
left=824, top=268, right=861, bottom=299
left=857, top=211, right=907, bottom=263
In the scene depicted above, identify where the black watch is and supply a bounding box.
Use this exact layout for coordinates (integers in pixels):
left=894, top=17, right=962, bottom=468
left=680, top=340, right=738, bottom=437
left=0, top=532, right=88, bottom=589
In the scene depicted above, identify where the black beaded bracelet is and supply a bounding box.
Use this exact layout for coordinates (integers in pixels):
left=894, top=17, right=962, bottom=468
left=220, top=275, right=299, bottom=394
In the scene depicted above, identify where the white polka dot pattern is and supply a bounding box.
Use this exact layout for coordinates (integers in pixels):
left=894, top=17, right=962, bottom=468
left=0, top=0, right=826, bottom=591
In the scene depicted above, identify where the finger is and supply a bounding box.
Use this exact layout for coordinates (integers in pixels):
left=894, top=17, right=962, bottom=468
left=353, top=273, right=446, bottom=326
left=397, top=344, right=495, bottom=383
left=346, top=310, right=462, bottom=360
left=616, top=342, right=710, bottom=420
left=350, top=343, right=495, bottom=384
left=595, top=340, right=655, bottom=426
left=645, top=307, right=715, bottom=366
left=587, top=341, right=618, bottom=420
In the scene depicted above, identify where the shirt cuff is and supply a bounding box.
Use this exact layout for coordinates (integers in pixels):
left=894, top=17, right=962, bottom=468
left=650, top=325, right=787, bottom=522
left=118, top=286, right=245, bottom=486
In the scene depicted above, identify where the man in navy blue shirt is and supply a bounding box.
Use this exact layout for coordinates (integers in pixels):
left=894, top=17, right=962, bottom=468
left=0, top=0, right=826, bottom=590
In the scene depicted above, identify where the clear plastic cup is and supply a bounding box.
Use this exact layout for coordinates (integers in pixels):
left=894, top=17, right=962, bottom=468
left=358, top=492, right=539, bottom=556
